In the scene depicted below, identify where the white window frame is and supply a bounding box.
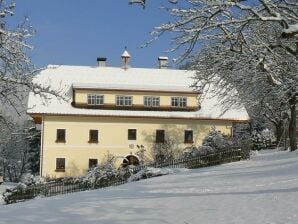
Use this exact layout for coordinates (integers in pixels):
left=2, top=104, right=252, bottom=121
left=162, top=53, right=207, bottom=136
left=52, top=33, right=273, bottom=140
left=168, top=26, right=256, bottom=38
left=144, top=96, right=160, bottom=107
left=116, top=95, right=133, bottom=106
left=87, top=94, right=104, bottom=105
left=171, top=96, right=187, bottom=108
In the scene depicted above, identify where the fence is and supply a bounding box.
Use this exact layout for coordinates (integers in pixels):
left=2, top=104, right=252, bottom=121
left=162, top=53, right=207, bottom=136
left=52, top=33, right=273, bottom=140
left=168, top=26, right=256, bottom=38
left=4, top=147, right=249, bottom=204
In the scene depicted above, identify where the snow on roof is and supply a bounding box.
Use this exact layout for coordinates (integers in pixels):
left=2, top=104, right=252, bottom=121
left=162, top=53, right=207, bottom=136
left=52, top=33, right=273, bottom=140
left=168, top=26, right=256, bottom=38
left=158, top=56, right=169, bottom=60
left=121, top=50, right=131, bottom=58
left=27, top=65, right=249, bottom=121
left=72, top=83, right=194, bottom=92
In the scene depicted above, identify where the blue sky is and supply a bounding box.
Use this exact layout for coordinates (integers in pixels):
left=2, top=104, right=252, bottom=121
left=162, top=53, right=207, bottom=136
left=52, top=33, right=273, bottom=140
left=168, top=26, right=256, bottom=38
left=11, top=0, right=179, bottom=68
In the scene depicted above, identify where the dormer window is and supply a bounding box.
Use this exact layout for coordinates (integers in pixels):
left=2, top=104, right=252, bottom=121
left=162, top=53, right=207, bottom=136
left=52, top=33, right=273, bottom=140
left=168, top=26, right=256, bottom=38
left=116, top=95, right=133, bottom=106
left=144, top=96, right=160, bottom=107
left=87, top=94, right=104, bottom=105
left=171, top=97, right=187, bottom=108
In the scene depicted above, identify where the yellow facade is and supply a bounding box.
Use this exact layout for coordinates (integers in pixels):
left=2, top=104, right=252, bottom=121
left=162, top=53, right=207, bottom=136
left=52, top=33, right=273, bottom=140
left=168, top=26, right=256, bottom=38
left=74, top=89, right=199, bottom=108
left=40, top=115, right=233, bottom=177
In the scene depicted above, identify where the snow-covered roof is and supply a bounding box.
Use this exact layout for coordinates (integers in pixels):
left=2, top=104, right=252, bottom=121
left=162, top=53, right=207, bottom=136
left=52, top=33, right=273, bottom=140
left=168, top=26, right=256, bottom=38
left=121, top=50, right=131, bottom=58
left=27, top=65, right=249, bottom=121
left=158, top=56, right=169, bottom=60
left=72, top=83, right=195, bottom=93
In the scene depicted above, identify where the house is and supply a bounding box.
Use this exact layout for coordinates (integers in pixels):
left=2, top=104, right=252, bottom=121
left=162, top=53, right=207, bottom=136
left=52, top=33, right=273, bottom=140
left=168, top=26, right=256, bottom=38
left=27, top=50, right=249, bottom=177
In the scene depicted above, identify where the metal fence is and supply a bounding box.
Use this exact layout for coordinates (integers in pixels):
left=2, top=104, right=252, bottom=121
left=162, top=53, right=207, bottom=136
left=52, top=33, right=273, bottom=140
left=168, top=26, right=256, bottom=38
left=4, top=148, right=249, bottom=204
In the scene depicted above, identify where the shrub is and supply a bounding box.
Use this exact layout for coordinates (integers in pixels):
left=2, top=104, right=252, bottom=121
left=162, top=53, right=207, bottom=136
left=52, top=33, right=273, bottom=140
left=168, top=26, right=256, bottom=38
left=150, top=138, right=183, bottom=163
left=202, top=127, right=233, bottom=151
left=182, top=128, right=233, bottom=159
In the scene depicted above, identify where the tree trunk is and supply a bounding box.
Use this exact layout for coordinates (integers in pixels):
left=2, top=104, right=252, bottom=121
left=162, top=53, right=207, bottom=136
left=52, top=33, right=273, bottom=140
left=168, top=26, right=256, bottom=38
left=288, top=98, right=297, bottom=151
left=275, top=121, right=284, bottom=144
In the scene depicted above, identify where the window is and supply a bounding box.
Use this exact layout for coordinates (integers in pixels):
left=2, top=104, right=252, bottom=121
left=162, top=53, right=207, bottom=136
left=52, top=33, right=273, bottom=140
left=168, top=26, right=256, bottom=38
left=89, top=130, right=98, bottom=143
left=144, top=96, right=160, bottom=107
left=56, top=158, right=65, bottom=171
left=184, top=130, right=194, bottom=143
left=56, top=129, right=66, bottom=143
left=171, top=97, right=187, bottom=108
left=156, top=130, right=165, bottom=143
left=116, top=95, right=133, bottom=106
left=89, top=159, right=98, bottom=169
left=128, top=129, right=137, bottom=140
left=87, top=94, right=104, bottom=105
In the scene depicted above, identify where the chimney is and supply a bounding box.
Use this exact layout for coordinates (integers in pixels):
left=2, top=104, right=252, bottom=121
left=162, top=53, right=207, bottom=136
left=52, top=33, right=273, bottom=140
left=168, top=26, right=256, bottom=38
left=158, top=56, right=168, bottom=69
left=121, top=47, right=131, bottom=69
left=97, top=57, right=107, bottom=67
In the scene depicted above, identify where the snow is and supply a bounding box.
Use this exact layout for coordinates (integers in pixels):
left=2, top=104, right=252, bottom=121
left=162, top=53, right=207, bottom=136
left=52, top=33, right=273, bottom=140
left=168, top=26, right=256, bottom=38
left=128, top=167, right=186, bottom=182
left=1, top=150, right=298, bottom=223
left=72, top=82, right=194, bottom=93
left=121, top=50, right=131, bottom=58
left=283, top=23, right=298, bottom=35
left=158, top=56, right=169, bottom=60
left=27, top=65, right=249, bottom=121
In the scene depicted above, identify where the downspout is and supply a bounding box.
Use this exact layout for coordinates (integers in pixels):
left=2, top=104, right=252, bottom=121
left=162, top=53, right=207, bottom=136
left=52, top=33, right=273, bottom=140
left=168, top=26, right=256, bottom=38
left=40, top=115, right=45, bottom=177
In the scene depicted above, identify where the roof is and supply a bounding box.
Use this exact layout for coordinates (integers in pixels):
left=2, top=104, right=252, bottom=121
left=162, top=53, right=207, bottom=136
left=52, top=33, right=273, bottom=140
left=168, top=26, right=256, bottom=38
left=121, top=50, right=131, bottom=58
left=72, top=83, right=196, bottom=93
left=27, top=65, right=249, bottom=121
left=158, top=56, right=169, bottom=60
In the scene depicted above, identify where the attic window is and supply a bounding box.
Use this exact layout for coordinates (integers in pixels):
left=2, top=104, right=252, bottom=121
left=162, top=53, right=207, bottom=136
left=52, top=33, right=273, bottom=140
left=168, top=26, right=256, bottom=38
left=87, top=94, right=104, bottom=105
left=171, top=97, right=187, bottom=108
left=116, top=95, right=133, bottom=106
left=144, top=96, right=160, bottom=107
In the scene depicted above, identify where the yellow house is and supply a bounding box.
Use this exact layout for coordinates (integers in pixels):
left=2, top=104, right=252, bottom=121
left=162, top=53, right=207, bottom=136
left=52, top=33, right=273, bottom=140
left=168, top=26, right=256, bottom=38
left=27, top=51, right=249, bottom=177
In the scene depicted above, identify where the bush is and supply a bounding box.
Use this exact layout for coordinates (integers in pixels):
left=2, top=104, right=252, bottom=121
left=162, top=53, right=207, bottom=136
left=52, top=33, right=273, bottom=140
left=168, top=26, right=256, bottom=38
left=251, top=128, right=276, bottom=150
left=182, top=128, right=233, bottom=159
left=79, top=164, right=130, bottom=187
left=202, top=127, right=233, bottom=150
left=150, top=138, right=182, bottom=163
left=20, top=173, right=45, bottom=186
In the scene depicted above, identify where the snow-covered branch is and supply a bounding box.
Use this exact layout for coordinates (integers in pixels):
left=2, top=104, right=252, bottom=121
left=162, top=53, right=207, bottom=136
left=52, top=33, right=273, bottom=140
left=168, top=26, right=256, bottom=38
left=0, top=0, right=64, bottom=119
left=130, top=0, right=297, bottom=150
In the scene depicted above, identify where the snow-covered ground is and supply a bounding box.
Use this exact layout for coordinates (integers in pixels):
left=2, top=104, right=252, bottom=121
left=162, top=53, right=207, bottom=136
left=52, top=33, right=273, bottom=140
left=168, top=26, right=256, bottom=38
left=1, top=150, right=298, bottom=224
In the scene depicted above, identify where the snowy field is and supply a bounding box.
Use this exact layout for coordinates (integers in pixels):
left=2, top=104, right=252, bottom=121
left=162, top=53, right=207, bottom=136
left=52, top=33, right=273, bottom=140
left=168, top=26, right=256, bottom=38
left=0, top=150, right=298, bottom=224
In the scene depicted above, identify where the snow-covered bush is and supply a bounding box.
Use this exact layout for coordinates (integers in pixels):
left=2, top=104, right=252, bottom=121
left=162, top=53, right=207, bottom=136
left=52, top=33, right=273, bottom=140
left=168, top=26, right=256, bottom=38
left=181, top=127, right=235, bottom=159
left=202, top=127, right=233, bottom=151
left=181, top=128, right=234, bottom=159
left=77, top=164, right=130, bottom=187
left=99, top=152, right=117, bottom=170
left=2, top=183, right=27, bottom=204
left=135, top=145, right=150, bottom=164
left=75, top=152, right=130, bottom=187
left=251, top=128, right=276, bottom=151
left=150, top=138, right=182, bottom=163
left=128, top=167, right=173, bottom=182
left=20, top=173, right=45, bottom=186
left=182, top=146, right=200, bottom=159
left=1, top=174, right=45, bottom=203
